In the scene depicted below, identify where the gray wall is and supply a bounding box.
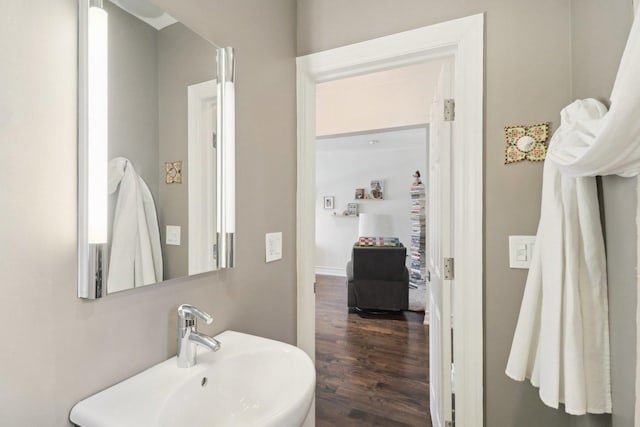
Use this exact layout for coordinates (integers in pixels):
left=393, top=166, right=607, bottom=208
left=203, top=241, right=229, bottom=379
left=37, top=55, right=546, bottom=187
left=0, top=0, right=296, bottom=425
left=106, top=0, right=159, bottom=202
left=297, top=0, right=629, bottom=426
left=157, top=22, right=217, bottom=279
left=570, top=1, right=636, bottom=426
left=106, top=7, right=219, bottom=281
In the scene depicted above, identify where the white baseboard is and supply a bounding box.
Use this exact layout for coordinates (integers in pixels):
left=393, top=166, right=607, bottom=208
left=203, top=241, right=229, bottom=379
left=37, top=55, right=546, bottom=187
left=314, top=266, right=346, bottom=277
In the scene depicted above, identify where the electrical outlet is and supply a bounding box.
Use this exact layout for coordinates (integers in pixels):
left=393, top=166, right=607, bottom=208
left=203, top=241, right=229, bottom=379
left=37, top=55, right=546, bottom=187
left=265, top=232, right=283, bottom=263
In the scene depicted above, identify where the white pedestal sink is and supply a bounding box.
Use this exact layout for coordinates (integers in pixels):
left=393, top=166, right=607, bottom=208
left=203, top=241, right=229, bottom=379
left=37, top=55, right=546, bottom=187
left=70, top=331, right=315, bottom=427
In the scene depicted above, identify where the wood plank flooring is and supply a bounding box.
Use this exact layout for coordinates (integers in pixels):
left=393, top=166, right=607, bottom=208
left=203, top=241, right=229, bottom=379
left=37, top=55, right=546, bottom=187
left=315, top=274, right=432, bottom=426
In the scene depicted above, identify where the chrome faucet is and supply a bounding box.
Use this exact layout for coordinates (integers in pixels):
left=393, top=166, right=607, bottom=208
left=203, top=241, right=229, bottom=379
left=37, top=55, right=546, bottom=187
left=177, top=304, right=221, bottom=368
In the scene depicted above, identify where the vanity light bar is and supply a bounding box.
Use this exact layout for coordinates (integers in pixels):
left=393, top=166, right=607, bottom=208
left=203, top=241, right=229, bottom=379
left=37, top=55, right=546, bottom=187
left=87, top=1, right=108, bottom=244
left=78, top=0, right=108, bottom=298
left=216, top=47, right=236, bottom=268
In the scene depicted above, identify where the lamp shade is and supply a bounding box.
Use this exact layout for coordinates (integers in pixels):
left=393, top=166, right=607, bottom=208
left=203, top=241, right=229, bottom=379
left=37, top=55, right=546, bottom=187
left=358, top=213, right=393, bottom=237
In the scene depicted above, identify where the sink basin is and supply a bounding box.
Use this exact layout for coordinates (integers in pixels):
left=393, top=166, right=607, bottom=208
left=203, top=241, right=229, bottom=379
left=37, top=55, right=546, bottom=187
left=70, top=331, right=315, bottom=427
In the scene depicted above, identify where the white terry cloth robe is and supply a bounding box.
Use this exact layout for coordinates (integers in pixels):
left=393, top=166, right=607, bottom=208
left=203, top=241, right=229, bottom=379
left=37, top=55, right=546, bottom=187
left=506, top=12, right=640, bottom=417
left=107, top=157, right=163, bottom=293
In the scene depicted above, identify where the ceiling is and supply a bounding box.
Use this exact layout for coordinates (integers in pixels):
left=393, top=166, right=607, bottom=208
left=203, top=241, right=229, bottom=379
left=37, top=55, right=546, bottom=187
left=316, top=60, right=445, bottom=137
left=316, top=126, right=427, bottom=152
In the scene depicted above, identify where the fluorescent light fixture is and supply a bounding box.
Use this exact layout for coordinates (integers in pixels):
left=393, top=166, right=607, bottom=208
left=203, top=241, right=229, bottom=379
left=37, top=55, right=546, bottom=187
left=78, top=0, right=109, bottom=298
left=87, top=4, right=108, bottom=244
left=222, top=80, right=236, bottom=234
left=216, top=47, right=236, bottom=268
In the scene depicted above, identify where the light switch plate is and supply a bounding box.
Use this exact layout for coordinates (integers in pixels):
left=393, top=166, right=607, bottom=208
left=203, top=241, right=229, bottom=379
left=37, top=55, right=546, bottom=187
left=265, top=232, right=283, bottom=263
left=509, top=235, right=535, bottom=269
left=166, top=225, right=181, bottom=246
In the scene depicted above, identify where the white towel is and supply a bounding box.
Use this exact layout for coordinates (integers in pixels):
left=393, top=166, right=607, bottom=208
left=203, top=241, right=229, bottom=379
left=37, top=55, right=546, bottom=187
left=505, top=101, right=611, bottom=415
left=108, top=157, right=163, bottom=292
left=507, top=12, right=640, bottom=417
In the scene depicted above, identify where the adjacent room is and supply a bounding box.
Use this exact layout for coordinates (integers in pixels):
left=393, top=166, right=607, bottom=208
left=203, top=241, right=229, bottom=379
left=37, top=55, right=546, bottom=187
left=313, top=61, right=444, bottom=425
left=315, top=126, right=430, bottom=424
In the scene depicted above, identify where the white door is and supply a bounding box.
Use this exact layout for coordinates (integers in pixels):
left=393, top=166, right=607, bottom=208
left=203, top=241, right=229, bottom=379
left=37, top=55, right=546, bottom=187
left=188, top=79, right=217, bottom=274
left=429, top=61, right=454, bottom=427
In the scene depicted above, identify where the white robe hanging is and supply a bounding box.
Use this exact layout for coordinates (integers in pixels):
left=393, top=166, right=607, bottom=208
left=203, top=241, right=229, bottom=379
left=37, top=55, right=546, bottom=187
left=108, top=157, right=163, bottom=292
left=506, top=11, right=640, bottom=417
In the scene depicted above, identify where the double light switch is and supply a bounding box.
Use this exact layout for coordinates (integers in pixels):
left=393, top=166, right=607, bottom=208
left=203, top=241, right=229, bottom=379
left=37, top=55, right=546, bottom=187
left=265, top=232, right=283, bottom=263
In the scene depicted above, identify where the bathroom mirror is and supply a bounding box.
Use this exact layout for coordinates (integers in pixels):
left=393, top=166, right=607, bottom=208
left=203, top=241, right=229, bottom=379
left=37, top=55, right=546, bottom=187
left=78, top=0, right=235, bottom=298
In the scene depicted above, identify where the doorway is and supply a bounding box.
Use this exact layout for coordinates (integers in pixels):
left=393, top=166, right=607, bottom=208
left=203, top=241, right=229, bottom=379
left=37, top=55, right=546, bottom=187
left=314, top=122, right=430, bottom=423
left=297, top=14, right=484, bottom=427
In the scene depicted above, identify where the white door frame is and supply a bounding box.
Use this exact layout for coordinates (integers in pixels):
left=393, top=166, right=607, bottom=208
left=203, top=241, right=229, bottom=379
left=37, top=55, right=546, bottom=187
left=429, top=61, right=454, bottom=427
left=188, top=79, right=218, bottom=274
left=296, top=14, right=484, bottom=426
left=634, top=4, right=639, bottom=427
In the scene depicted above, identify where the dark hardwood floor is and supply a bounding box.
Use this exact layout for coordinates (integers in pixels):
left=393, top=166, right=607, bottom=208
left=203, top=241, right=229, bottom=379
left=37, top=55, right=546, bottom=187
left=315, top=274, right=432, bottom=427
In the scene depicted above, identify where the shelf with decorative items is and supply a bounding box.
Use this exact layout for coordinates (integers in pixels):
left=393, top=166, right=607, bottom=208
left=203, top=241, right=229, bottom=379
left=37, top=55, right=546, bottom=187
left=409, top=171, right=427, bottom=288
left=354, top=179, right=385, bottom=201
left=328, top=202, right=359, bottom=217
left=339, top=202, right=359, bottom=217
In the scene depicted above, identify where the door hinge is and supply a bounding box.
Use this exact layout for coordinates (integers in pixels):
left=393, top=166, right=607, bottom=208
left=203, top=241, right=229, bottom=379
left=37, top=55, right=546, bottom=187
left=445, top=421, right=454, bottom=427
left=444, top=98, right=455, bottom=122
left=314, top=282, right=317, bottom=294
left=212, top=131, right=217, bottom=149
left=444, top=257, right=454, bottom=280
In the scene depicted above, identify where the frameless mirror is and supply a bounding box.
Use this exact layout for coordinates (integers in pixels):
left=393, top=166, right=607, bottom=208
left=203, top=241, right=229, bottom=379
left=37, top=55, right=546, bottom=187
left=78, top=0, right=235, bottom=298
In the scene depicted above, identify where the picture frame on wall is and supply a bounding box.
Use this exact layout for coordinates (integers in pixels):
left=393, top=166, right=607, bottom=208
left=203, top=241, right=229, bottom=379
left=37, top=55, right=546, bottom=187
left=355, top=188, right=365, bottom=199
left=323, top=196, right=335, bottom=209
left=347, top=203, right=359, bottom=216
left=370, top=179, right=384, bottom=199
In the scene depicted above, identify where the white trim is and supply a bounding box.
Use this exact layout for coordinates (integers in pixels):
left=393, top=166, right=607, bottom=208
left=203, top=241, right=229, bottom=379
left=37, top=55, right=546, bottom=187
left=314, top=267, right=346, bottom=277
left=188, top=79, right=217, bottom=275
left=296, top=14, right=484, bottom=427
left=296, top=65, right=317, bottom=364
left=631, top=2, right=640, bottom=426
left=636, top=176, right=640, bottom=427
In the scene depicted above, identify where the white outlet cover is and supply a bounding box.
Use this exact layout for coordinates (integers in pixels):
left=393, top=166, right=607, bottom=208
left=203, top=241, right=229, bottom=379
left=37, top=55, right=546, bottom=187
left=166, top=225, right=181, bottom=246
left=265, top=232, right=283, bottom=263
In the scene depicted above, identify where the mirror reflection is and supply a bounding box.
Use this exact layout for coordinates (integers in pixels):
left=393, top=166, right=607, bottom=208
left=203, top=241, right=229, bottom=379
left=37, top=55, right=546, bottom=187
left=105, top=0, right=219, bottom=293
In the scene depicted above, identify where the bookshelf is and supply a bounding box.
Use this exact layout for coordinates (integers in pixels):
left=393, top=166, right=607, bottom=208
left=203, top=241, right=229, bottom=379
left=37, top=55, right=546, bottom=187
left=409, top=182, right=426, bottom=287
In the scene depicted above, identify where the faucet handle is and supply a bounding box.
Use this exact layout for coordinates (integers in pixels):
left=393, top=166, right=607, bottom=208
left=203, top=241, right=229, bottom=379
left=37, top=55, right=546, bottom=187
left=178, top=304, right=213, bottom=325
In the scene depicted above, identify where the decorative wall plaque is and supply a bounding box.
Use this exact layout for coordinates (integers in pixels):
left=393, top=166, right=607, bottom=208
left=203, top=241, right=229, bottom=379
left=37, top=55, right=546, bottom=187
left=165, top=161, right=183, bottom=184
left=504, top=122, right=550, bottom=164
